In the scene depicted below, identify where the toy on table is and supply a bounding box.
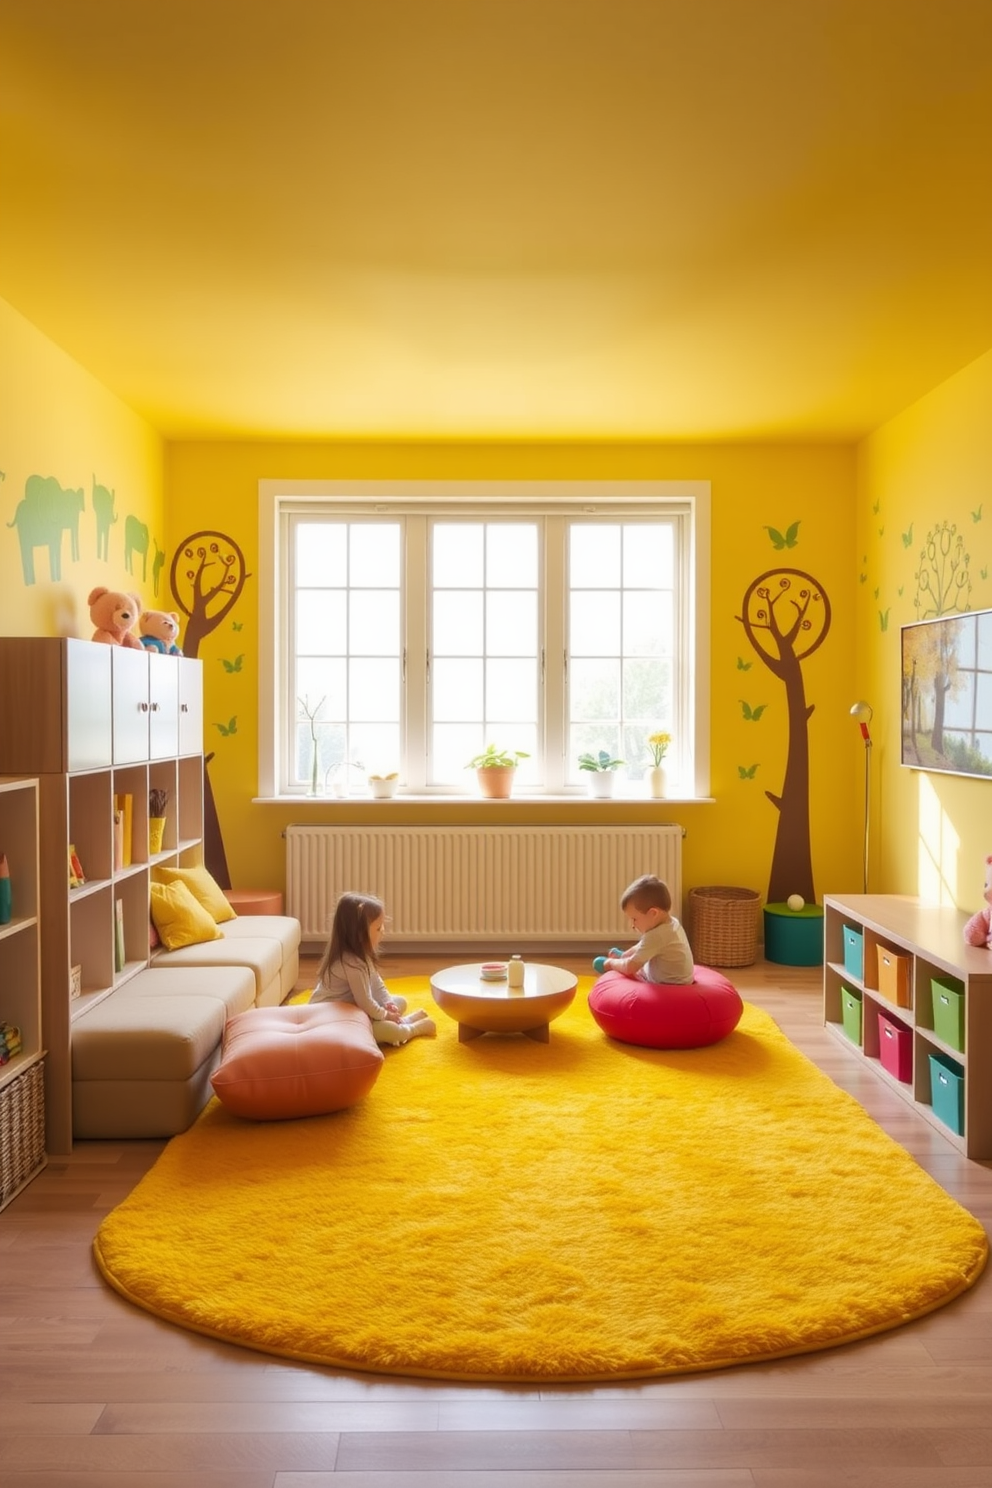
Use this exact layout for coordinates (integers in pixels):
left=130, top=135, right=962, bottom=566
left=592, top=948, right=623, bottom=974
left=963, top=855, right=992, bottom=949
left=138, top=609, right=183, bottom=655
left=88, top=587, right=143, bottom=648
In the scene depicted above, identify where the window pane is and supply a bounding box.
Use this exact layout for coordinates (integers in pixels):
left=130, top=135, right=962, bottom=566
left=622, top=656, right=670, bottom=720
left=571, top=524, right=620, bottom=588
left=486, top=591, right=536, bottom=656
left=487, top=524, right=538, bottom=587
left=296, top=590, right=346, bottom=654
left=434, top=524, right=483, bottom=586
left=297, top=659, right=346, bottom=719
left=623, top=591, right=671, bottom=656
left=434, top=723, right=482, bottom=784
left=434, top=591, right=483, bottom=654
left=297, top=523, right=346, bottom=587
left=486, top=658, right=537, bottom=719
left=353, top=725, right=402, bottom=780
left=350, top=659, right=401, bottom=722
left=349, top=590, right=399, bottom=656
left=351, top=523, right=400, bottom=586
left=434, top=658, right=484, bottom=721
left=623, top=524, right=673, bottom=587
left=570, top=591, right=621, bottom=656
left=570, top=658, right=620, bottom=720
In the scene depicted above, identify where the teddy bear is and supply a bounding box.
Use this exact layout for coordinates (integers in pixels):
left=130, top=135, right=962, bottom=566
left=963, top=855, right=992, bottom=949
left=138, top=609, right=183, bottom=655
left=88, top=587, right=143, bottom=648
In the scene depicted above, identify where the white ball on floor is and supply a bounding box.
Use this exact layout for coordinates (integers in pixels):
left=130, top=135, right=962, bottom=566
left=787, top=893, right=805, bottom=912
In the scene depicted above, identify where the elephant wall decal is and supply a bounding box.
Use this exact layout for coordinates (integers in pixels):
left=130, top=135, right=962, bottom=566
left=92, top=476, right=117, bottom=561
left=7, top=473, right=85, bottom=585
left=124, top=514, right=150, bottom=581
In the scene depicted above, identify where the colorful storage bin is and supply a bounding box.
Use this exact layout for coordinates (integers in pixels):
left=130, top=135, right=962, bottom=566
left=931, top=976, right=965, bottom=1052
left=877, top=1010, right=912, bottom=1083
left=876, top=945, right=911, bottom=1007
left=840, top=984, right=862, bottom=1045
left=929, top=1051, right=965, bottom=1137
left=842, top=925, right=864, bottom=980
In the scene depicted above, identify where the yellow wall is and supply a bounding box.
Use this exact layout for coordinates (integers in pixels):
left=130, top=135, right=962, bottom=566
left=0, top=297, right=165, bottom=638
left=856, top=348, right=992, bottom=909
left=167, top=440, right=860, bottom=909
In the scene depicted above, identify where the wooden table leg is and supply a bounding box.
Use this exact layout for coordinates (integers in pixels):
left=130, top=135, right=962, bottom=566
left=523, top=1023, right=550, bottom=1042
left=458, top=1023, right=485, bottom=1042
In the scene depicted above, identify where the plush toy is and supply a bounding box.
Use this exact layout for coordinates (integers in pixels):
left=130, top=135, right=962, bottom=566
left=88, top=587, right=143, bottom=648
left=963, top=855, right=992, bottom=949
left=138, top=609, right=183, bottom=655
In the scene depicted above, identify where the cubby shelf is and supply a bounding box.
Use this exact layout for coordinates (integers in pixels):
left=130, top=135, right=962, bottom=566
left=0, top=639, right=204, bottom=1154
left=0, top=774, right=46, bottom=1209
left=823, top=893, right=992, bottom=1159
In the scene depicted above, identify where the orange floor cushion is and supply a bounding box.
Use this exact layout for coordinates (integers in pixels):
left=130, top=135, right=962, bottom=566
left=588, top=965, right=744, bottom=1049
left=210, top=1002, right=384, bottom=1120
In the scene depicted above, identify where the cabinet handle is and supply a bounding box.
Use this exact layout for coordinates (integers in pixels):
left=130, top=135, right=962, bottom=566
left=151, top=702, right=160, bottom=712
left=181, top=703, right=189, bottom=713
left=139, top=702, right=149, bottom=713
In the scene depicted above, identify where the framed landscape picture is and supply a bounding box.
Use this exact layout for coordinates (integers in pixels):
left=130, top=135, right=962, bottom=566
left=901, top=608, right=992, bottom=779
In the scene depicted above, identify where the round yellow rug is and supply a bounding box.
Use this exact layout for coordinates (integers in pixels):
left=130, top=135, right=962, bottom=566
left=94, top=980, right=987, bottom=1381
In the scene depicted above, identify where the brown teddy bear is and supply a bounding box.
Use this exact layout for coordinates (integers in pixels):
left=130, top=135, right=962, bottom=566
left=963, top=855, right=992, bottom=950
left=138, top=609, right=183, bottom=655
left=88, top=586, right=143, bottom=648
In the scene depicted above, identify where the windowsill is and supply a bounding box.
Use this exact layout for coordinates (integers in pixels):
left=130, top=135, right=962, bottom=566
left=253, top=794, right=715, bottom=807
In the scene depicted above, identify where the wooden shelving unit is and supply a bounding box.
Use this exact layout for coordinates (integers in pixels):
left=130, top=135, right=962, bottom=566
left=0, top=639, right=204, bottom=1154
left=0, top=774, right=46, bottom=1209
left=823, top=893, right=992, bottom=1159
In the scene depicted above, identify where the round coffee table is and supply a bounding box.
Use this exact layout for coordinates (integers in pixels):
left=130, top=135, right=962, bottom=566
left=430, top=962, right=578, bottom=1043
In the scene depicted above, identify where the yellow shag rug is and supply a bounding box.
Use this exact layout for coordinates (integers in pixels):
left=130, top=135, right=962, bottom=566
left=94, top=979, right=987, bottom=1382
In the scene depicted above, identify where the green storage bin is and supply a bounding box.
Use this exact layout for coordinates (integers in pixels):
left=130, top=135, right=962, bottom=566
left=929, top=1051, right=965, bottom=1137
left=840, top=984, right=862, bottom=1045
left=931, top=976, right=965, bottom=1052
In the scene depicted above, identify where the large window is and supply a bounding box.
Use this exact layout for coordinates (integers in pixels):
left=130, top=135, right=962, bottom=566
left=259, top=481, right=710, bottom=798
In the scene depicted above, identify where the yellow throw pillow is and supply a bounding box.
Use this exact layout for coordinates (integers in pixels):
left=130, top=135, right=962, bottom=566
left=151, top=864, right=236, bottom=924
left=150, top=880, right=225, bottom=950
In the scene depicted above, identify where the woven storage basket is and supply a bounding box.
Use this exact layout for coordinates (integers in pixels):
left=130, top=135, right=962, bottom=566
left=688, top=886, right=762, bottom=968
left=0, top=1058, right=46, bottom=1211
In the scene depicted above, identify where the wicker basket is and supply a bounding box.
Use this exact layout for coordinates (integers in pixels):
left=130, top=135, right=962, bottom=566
left=688, top=886, right=762, bottom=968
left=0, top=1058, right=46, bottom=1211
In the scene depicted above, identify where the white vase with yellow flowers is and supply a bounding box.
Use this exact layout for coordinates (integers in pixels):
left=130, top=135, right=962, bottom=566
left=647, top=731, right=671, bottom=799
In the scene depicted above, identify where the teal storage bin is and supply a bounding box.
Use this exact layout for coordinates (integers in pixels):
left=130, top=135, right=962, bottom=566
left=840, top=984, right=862, bottom=1045
left=931, top=976, right=965, bottom=1052
left=842, top=925, right=864, bottom=980
left=929, top=1052, right=965, bottom=1137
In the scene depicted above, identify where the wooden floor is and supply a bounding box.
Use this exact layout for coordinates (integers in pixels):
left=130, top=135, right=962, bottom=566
left=2, top=954, right=991, bottom=1488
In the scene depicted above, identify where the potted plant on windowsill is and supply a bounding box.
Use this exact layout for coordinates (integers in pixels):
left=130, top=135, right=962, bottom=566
left=578, top=750, right=625, bottom=798
left=467, top=745, right=529, bottom=800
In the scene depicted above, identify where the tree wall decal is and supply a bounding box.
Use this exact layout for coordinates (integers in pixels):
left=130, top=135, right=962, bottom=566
left=737, top=568, right=831, bottom=905
left=169, top=530, right=253, bottom=889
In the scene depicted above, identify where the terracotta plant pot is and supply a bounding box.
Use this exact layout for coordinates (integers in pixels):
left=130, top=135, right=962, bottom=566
left=477, top=766, right=515, bottom=799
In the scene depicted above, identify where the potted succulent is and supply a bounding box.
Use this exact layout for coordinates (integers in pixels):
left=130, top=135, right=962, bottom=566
left=578, top=749, right=625, bottom=798
left=467, top=744, right=529, bottom=800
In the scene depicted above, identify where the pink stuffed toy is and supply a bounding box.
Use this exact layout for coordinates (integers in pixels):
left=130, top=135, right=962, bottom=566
left=963, top=855, right=992, bottom=949
left=88, top=587, right=143, bottom=648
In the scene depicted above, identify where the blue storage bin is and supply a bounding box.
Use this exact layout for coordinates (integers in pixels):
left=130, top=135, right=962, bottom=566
left=842, top=925, right=864, bottom=980
left=929, top=1051, right=965, bottom=1137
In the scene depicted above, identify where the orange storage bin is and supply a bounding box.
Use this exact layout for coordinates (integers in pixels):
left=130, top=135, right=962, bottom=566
left=876, top=945, right=911, bottom=1007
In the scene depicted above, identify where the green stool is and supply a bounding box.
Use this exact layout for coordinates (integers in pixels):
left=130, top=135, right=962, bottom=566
left=763, top=902, right=824, bottom=966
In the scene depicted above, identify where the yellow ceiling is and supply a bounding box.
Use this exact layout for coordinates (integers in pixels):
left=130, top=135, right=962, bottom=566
left=2, top=0, right=991, bottom=441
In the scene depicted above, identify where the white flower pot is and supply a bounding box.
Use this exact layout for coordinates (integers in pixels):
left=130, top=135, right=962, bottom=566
left=587, top=771, right=615, bottom=799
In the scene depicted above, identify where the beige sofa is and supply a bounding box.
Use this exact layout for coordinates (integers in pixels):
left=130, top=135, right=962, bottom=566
left=71, top=915, right=302, bottom=1139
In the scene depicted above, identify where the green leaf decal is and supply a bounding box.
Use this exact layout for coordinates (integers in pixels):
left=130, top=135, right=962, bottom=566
left=739, top=700, right=767, bottom=722
left=738, top=763, right=759, bottom=779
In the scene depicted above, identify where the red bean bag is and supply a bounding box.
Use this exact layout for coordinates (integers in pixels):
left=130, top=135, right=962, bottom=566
left=588, top=966, right=744, bottom=1049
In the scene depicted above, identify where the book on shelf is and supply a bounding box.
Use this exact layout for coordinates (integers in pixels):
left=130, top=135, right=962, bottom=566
left=113, top=810, right=124, bottom=872
left=114, top=794, right=133, bottom=868
left=114, top=897, right=125, bottom=973
left=68, top=844, right=86, bottom=888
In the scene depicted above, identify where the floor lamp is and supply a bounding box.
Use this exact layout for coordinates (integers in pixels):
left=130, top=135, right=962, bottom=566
left=850, top=701, right=873, bottom=894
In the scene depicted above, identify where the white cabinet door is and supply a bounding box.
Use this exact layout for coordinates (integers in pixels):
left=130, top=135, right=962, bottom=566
left=148, top=655, right=179, bottom=760
left=178, top=658, right=204, bottom=755
left=65, top=640, right=113, bottom=772
left=111, top=649, right=150, bottom=764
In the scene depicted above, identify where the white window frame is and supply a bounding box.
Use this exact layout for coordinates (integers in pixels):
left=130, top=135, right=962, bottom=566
left=258, top=480, right=711, bottom=800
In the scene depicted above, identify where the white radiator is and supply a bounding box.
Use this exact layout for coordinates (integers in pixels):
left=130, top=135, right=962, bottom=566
left=285, top=824, right=683, bottom=948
